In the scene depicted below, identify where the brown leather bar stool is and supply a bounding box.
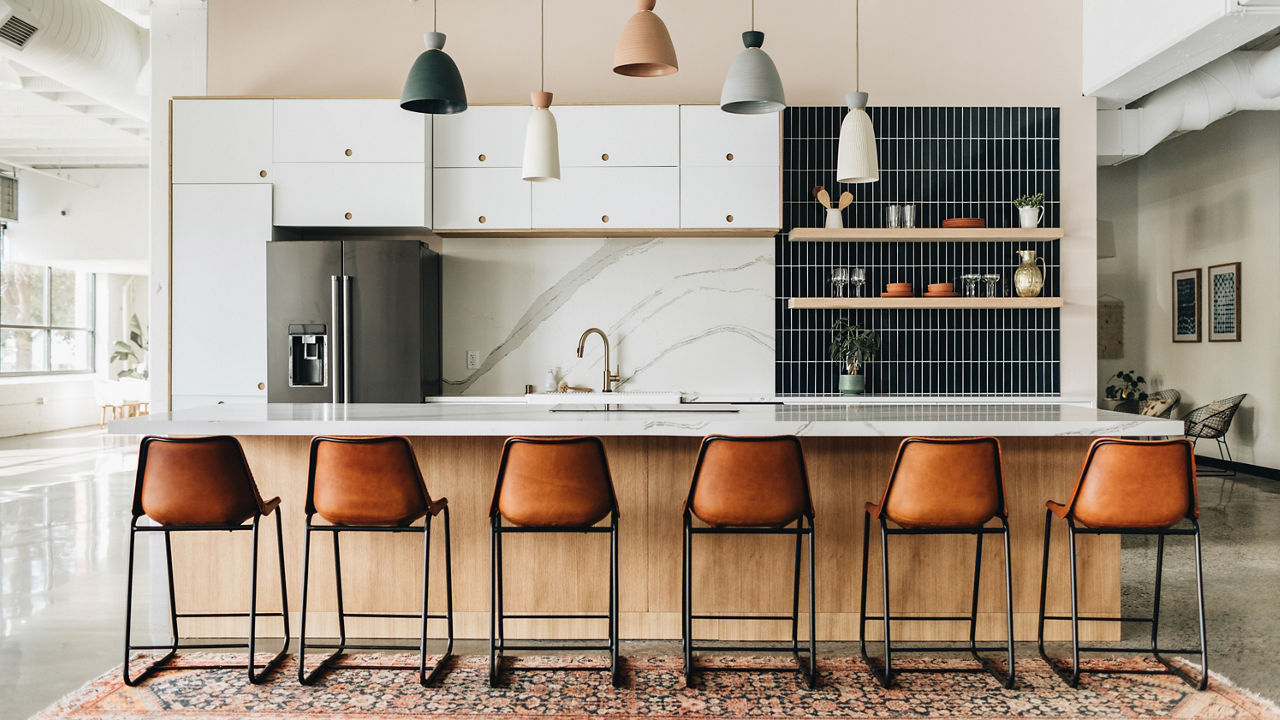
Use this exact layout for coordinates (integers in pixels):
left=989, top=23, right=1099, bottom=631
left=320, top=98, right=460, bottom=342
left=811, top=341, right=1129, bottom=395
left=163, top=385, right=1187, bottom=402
left=298, top=436, right=454, bottom=686
left=859, top=437, right=1015, bottom=688
left=1037, top=438, right=1207, bottom=689
left=123, top=436, right=289, bottom=686
left=682, top=435, right=817, bottom=688
left=489, top=436, right=622, bottom=688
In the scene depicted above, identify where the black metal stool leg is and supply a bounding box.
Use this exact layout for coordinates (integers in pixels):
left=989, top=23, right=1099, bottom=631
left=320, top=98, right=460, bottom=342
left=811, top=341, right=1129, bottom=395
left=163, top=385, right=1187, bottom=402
left=806, top=516, right=817, bottom=688
left=123, top=521, right=178, bottom=686
left=488, top=516, right=503, bottom=688
left=298, top=522, right=318, bottom=684
left=423, top=506, right=456, bottom=687
left=968, top=531, right=984, bottom=661
left=1000, top=519, right=1016, bottom=688
left=1192, top=522, right=1209, bottom=690
left=874, top=518, right=894, bottom=687
left=418, top=517, right=432, bottom=685
left=1037, top=509, right=1054, bottom=673
left=610, top=512, right=624, bottom=687
left=1066, top=522, right=1081, bottom=687
left=682, top=511, right=694, bottom=688
left=858, top=510, right=874, bottom=677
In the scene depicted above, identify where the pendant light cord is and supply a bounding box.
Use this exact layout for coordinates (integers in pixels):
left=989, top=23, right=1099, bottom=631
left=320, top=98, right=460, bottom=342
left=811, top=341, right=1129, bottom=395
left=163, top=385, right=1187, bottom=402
left=540, top=0, right=545, bottom=92
left=751, top=0, right=754, bottom=31
left=434, top=0, right=437, bottom=32
left=855, top=0, right=860, bottom=89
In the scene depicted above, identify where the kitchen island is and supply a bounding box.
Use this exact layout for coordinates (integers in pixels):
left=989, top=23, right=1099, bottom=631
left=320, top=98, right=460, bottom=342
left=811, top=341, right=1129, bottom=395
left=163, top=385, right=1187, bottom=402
left=111, top=402, right=1182, bottom=643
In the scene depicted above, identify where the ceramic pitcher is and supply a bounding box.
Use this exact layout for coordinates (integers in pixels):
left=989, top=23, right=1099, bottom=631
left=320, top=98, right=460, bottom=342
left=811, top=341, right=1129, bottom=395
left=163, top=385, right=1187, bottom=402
left=1013, top=249, right=1046, bottom=297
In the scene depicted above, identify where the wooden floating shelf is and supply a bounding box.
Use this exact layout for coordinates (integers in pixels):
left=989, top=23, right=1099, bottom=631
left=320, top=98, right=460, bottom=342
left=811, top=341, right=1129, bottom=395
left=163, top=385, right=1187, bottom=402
left=788, top=227, right=1063, bottom=242
left=434, top=228, right=780, bottom=239
left=788, top=297, right=1064, bottom=310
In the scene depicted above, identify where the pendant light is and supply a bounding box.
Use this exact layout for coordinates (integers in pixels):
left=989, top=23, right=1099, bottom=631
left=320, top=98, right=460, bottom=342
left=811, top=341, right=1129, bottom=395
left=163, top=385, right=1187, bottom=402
left=720, top=1, right=784, bottom=114
left=522, top=0, right=560, bottom=182
left=400, top=0, right=467, bottom=114
left=613, top=0, right=678, bottom=77
left=836, top=0, right=879, bottom=184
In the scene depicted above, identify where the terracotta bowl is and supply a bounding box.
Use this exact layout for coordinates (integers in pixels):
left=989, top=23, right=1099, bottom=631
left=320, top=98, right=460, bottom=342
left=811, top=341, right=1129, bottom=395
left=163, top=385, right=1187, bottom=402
left=886, top=282, right=912, bottom=292
left=928, top=282, right=954, bottom=292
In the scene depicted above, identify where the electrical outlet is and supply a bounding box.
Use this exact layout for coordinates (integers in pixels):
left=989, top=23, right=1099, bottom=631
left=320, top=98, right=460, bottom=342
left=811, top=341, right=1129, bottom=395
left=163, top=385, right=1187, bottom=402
left=34, top=396, right=45, bottom=405
left=466, top=350, right=481, bottom=369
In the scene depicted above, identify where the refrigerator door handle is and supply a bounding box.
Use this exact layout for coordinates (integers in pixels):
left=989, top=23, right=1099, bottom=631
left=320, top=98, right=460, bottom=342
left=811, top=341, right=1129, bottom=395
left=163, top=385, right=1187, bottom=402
left=331, top=275, right=342, bottom=404
left=342, top=275, right=352, bottom=404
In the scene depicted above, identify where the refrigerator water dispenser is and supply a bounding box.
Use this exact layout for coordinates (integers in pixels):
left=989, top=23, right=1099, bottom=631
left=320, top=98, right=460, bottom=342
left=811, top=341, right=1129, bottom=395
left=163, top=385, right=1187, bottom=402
left=288, top=324, right=328, bottom=387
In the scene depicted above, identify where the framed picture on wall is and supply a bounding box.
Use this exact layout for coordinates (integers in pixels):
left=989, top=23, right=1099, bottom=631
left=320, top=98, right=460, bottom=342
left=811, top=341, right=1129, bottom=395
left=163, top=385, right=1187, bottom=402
left=1172, top=268, right=1201, bottom=343
left=1208, top=262, right=1241, bottom=342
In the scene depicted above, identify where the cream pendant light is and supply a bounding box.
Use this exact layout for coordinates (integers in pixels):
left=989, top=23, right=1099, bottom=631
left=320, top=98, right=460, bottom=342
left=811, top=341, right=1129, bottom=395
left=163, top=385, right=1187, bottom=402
left=613, top=0, right=678, bottom=77
left=522, top=0, right=560, bottom=182
left=836, top=0, right=879, bottom=184
left=720, top=0, right=784, bottom=114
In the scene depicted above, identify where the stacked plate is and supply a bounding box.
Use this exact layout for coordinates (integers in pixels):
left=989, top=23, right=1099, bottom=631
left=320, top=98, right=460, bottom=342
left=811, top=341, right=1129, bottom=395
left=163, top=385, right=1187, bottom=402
left=881, top=282, right=914, bottom=298
left=941, top=217, right=986, bottom=228
left=924, top=282, right=958, bottom=298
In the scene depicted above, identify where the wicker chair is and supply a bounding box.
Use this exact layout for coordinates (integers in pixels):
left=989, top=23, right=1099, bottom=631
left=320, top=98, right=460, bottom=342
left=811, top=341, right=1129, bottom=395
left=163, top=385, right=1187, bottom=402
left=1140, top=390, right=1181, bottom=418
left=1183, top=394, right=1247, bottom=476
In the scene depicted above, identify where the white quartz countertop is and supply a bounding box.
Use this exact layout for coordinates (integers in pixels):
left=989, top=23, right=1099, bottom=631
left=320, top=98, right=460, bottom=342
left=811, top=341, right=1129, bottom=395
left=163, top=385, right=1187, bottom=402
left=108, top=402, right=1183, bottom=438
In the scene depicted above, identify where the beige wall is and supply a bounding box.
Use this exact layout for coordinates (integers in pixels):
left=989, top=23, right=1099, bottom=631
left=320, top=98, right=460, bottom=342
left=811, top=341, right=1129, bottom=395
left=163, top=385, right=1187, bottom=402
left=1098, top=111, right=1280, bottom=468
left=203, top=0, right=1097, bottom=397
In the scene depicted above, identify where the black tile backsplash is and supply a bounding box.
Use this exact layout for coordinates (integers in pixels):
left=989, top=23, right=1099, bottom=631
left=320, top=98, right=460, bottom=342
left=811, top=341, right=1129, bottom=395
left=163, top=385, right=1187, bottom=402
left=777, top=106, right=1061, bottom=396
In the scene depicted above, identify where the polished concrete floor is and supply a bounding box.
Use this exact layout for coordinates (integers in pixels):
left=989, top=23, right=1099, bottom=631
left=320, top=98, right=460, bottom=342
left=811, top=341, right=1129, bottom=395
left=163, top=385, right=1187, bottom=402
left=2, top=428, right=1277, bottom=719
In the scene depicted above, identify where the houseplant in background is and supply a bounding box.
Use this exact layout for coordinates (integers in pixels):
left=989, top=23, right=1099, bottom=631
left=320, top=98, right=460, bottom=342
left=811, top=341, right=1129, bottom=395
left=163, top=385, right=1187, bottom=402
left=1103, top=369, right=1148, bottom=413
left=830, top=317, right=879, bottom=395
left=110, top=313, right=149, bottom=380
left=1014, top=192, right=1045, bottom=228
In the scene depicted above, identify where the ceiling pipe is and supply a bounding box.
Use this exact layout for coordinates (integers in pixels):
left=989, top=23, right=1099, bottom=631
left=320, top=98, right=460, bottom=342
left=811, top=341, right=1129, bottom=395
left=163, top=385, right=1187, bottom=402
left=1099, top=48, right=1280, bottom=165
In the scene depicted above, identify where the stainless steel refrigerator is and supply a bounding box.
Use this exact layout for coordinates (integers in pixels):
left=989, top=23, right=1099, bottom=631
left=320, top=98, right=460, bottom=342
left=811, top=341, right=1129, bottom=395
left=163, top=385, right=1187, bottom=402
left=266, top=239, right=441, bottom=403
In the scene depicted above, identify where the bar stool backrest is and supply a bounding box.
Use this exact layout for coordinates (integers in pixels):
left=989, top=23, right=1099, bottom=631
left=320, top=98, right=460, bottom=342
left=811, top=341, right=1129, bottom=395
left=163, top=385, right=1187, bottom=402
left=492, top=436, right=617, bottom=527
left=133, top=435, right=264, bottom=526
left=880, top=437, right=1006, bottom=528
left=1066, top=438, right=1197, bottom=529
left=308, top=436, right=432, bottom=526
left=686, top=435, right=813, bottom=527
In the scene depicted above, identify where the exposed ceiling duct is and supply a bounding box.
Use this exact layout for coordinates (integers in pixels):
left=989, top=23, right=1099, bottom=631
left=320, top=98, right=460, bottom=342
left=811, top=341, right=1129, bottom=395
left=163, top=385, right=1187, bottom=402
left=1098, top=48, right=1280, bottom=165
left=0, top=0, right=149, bottom=121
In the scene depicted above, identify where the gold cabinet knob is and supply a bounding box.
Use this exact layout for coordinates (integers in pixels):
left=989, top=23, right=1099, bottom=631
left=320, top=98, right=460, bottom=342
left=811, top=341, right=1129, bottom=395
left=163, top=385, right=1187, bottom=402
left=726, top=214, right=735, bottom=223
left=259, top=170, right=268, bottom=178
left=601, top=153, right=610, bottom=161
left=344, top=148, right=352, bottom=157
left=601, top=214, right=610, bottom=223
left=478, top=153, right=486, bottom=162
left=726, top=153, right=734, bottom=161
left=257, top=382, right=266, bottom=390
left=478, top=215, right=486, bottom=224
left=344, top=212, right=353, bottom=220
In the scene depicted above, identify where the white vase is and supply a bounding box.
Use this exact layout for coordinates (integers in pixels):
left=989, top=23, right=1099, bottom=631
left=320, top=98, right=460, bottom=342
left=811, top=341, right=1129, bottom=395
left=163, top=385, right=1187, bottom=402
left=1018, top=205, right=1044, bottom=228
left=825, top=208, right=844, bottom=229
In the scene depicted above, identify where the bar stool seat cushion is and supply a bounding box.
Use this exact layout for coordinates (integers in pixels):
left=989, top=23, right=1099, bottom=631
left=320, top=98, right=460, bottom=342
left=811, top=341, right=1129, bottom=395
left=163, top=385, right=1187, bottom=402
left=1049, top=440, right=1197, bottom=530
left=138, top=438, right=274, bottom=526
left=312, top=439, right=430, bottom=526
left=689, top=437, right=810, bottom=527
left=868, top=437, right=1004, bottom=529
left=497, top=439, right=614, bottom=527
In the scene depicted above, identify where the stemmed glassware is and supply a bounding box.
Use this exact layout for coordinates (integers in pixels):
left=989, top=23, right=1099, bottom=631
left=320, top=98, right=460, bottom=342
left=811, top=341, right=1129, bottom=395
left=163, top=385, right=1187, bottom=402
left=830, top=267, right=850, bottom=297
left=851, top=267, right=866, bottom=297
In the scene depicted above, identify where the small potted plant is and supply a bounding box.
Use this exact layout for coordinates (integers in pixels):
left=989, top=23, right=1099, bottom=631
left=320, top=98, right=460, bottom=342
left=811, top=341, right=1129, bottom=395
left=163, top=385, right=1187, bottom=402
left=830, top=317, right=879, bottom=395
left=1104, top=369, right=1148, bottom=413
left=1014, top=192, right=1045, bottom=228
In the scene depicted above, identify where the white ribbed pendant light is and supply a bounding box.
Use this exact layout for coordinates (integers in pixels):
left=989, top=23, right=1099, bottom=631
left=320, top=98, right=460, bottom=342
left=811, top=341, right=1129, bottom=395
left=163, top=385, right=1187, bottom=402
left=522, top=0, right=560, bottom=182
left=836, top=0, right=879, bottom=184
left=720, top=1, right=784, bottom=114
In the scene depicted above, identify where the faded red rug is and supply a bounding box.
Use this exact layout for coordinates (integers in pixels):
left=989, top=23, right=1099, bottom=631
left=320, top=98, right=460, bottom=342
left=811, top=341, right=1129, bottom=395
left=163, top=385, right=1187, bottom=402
left=33, top=653, right=1280, bottom=719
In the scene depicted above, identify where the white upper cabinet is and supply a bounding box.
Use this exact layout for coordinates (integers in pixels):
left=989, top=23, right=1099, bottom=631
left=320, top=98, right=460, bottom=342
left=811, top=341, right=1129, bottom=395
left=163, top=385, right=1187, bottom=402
left=533, top=167, right=679, bottom=229
left=272, top=163, right=429, bottom=227
left=433, top=168, right=531, bottom=230
left=172, top=99, right=273, bottom=184
left=433, top=106, right=529, bottom=167
left=680, top=105, right=780, bottom=167
left=681, top=165, right=780, bottom=229
left=554, top=106, right=679, bottom=167
left=273, top=99, right=428, bottom=163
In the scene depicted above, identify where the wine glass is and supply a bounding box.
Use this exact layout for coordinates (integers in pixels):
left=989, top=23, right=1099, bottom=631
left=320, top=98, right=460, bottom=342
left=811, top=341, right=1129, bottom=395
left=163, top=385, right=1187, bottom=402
left=830, top=267, right=850, bottom=297
left=851, top=267, right=867, bottom=297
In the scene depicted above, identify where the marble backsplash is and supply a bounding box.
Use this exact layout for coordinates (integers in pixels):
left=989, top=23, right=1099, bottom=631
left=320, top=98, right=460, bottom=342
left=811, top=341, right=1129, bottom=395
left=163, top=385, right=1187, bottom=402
left=440, top=236, right=774, bottom=396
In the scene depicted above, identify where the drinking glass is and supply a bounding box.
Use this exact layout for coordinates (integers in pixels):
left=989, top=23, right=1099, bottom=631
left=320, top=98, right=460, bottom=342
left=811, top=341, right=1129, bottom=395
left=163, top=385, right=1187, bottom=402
left=961, top=273, right=980, bottom=297
left=830, top=267, right=850, bottom=297
left=983, top=273, right=1001, bottom=297
left=851, top=267, right=866, bottom=297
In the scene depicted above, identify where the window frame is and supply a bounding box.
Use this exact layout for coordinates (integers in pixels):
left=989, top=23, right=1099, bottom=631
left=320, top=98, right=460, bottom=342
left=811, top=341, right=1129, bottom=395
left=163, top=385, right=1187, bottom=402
left=0, top=263, right=97, bottom=377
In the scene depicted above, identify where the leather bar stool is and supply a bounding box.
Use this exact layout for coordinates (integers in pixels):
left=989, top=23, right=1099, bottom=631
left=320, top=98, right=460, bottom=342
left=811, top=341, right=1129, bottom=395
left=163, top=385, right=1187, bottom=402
left=859, top=437, right=1015, bottom=688
left=298, top=436, right=454, bottom=686
left=123, top=436, right=289, bottom=686
left=682, top=435, right=817, bottom=688
left=1038, top=438, right=1207, bottom=689
left=489, top=436, right=622, bottom=688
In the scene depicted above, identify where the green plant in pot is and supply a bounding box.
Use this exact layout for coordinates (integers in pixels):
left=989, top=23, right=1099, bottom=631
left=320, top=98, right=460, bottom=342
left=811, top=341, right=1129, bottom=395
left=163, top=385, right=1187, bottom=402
left=110, top=313, right=149, bottom=380
left=1104, top=369, right=1148, bottom=412
left=830, top=317, right=879, bottom=395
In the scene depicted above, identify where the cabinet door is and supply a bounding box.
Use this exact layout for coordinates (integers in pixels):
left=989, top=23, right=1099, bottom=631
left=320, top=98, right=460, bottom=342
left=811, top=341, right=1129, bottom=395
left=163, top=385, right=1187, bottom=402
left=554, top=106, right=679, bottom=167
left=172, top=99, right=273, bottom=184
left=171, top=184, right=270, bottom=399
left=433, top=168, right=531, bottom=230
left=679, top=105, right=780, bottom=167
left=680, top=165, right=780, bottom=229
left=432, top=106, right=529, bottom=168
left=271, top=163, right=428, bottom=227
left=532, top=167, right=678, bottom=229
left=273, top=99, right=428, bottom=163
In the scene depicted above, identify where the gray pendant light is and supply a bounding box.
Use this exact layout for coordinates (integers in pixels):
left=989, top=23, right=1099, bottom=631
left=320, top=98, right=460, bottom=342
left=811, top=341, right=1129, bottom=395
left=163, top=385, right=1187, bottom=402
left=836, top=0, right=878, bottom=184
left=720, top=2, right=784, bottom=114
left=400, top=1, right=467, bottom=114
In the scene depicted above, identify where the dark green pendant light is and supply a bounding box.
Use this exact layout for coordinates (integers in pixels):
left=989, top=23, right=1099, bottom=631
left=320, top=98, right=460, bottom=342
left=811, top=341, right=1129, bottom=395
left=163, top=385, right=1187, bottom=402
left=400, top=1, right=467, bottom=114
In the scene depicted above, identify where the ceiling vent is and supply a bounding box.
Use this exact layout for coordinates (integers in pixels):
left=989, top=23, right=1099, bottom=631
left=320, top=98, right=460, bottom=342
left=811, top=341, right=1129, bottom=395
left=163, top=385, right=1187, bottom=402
left=0, top=174, right=17, bottom=222
left=0, top=14, right=38, bottom=49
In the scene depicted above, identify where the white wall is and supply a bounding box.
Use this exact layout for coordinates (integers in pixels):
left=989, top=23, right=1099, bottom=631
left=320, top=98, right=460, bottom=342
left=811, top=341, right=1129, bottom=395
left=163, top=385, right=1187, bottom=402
left=1098, top=110, right=1280, bottom=468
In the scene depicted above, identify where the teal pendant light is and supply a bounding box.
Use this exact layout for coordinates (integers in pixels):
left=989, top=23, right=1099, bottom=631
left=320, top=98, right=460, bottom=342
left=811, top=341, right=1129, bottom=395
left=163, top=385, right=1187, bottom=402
left=400, top=1, right=467, bottom=114
left=720, top=1, right=784, bottom=114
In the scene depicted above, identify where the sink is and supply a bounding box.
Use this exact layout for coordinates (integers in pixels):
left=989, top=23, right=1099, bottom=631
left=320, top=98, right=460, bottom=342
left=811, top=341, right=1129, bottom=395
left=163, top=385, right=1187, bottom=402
left=549, top=404, right=738, bottom=413
left=526, top=391, right=684, bottom=405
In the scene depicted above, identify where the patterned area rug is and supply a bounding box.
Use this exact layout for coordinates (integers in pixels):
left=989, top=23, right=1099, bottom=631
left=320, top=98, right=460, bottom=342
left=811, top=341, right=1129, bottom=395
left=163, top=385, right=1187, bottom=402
left=33, top=653, right=1280, bottom=719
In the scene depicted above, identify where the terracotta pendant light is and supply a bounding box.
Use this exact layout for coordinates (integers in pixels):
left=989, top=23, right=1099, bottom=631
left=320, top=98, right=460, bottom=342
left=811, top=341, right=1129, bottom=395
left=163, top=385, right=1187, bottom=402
left=522, top=0, right=560, bottom=182
left=612, top=0, right=678, bottom=77
left=720, top=0, right=784, bottom=114
left=400, top=0, right=467, bottom=114
left=836, top=0, right=879, bottom=183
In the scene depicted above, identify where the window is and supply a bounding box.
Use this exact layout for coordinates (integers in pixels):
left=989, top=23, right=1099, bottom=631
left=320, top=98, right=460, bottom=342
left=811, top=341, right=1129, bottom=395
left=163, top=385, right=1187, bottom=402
left=0, top=262, right=96, bottom=374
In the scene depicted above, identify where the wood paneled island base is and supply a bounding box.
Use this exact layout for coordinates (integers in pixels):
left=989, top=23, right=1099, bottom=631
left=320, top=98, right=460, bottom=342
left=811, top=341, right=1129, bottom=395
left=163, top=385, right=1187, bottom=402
left=163, top=435, right=1118, bottom=643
